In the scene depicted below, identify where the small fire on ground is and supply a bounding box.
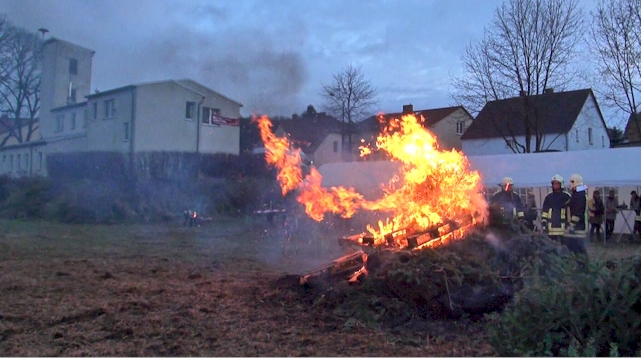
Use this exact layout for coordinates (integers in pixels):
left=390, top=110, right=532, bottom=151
left=256, top=114, right=488, bottom=282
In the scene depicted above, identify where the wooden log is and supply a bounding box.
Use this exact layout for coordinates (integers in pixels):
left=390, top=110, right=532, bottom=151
left=299, top=250, right=366, bottom=285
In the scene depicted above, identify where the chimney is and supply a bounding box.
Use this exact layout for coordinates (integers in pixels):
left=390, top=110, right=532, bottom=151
left=519, top=90, right=527, bottom=97
left=403, top=104, right=413, bottom=113
left=544, top=88, right=554, bottom=94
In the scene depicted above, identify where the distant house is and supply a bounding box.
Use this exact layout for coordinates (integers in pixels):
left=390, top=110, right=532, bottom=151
left=357, top=104, right=474, bottom=153
left=461, top=88, right=611, bottom=156
left=621, top=112, right=641, bottom=147
left=273, top=113, right=344, bottom=167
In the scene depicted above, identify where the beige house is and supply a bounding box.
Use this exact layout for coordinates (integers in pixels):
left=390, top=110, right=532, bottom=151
left=356, top=104, right=474, bottom=156
left=273, top=113, right=344, bottom=167
left=0, top=37, right=243, bottom=177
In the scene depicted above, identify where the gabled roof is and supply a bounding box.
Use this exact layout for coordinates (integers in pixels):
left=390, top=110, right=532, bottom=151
left=623, top=112, right=641, bottom=143
left=276, top=113, right=342, bottom=154
left=357, top=106, right=466, bottom=133
left=461, top=89, right=595, bottom=140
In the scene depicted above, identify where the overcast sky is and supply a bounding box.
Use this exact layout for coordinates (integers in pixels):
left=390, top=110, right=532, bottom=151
left=1, top=0, right=616, bottom=123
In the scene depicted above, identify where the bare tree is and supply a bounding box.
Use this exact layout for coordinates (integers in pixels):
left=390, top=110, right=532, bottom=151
left=450, top=0, right=584, bottom=153
left=590, top=0, right=641, bottom=142
left=321, top=64, right=378, bottom=155
left=0, top=19, right=42, bottom=147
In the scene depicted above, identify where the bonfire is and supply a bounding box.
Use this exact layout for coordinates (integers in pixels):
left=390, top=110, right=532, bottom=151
left=256, top=113, right=571, bottom=317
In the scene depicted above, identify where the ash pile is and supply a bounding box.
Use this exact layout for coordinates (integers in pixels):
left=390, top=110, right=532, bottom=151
left=297, top=219, right=580, bottom=321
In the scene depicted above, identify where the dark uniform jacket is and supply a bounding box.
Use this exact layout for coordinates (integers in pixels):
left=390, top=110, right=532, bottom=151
left=566, top=189, right=588, bottom=238
left=491, top=190, right=524, bottom=219
left=541, top=190, right=571, bottom=236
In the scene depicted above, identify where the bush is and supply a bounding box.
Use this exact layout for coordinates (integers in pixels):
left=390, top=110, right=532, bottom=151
left=488, top=256, right=641, bottom=357
left=0, top=177, right=49, bottom=219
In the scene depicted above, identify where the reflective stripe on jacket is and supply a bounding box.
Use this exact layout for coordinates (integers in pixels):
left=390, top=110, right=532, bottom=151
left=541, top=190, right=571, bottom=236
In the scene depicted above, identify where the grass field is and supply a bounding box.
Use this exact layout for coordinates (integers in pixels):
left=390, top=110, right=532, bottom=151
left=0, top=217, right=639, bottom=356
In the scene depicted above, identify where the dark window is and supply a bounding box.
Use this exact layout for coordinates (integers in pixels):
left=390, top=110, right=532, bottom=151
left=69, top=58, right=78, bottom=75
left=83, top=109, right=88, bottom=128
left=55, top=114, right=64, bottom=132
left=123, top=122, right=129, bottom=141
left=70, top=88, right=77, bottom=103
left=71, top=112, right=76, bottom=130
left=93, top=102, right=98, bottom=120
left=186, top=101, right=196, bottom=119
left=588, top=128, right=593, bottom=145
left=456, top=121, right=465, bottom=135
left=202, top=107, right=211, bottom=124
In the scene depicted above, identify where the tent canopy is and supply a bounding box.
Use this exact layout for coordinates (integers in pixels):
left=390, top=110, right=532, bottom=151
left=467, top=147, right=641, bottom=188
left=317, top=148, right=641, bottom=191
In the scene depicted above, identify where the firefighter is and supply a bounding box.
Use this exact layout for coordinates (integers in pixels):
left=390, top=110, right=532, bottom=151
left=540, top=174, right=571, bottom=243
left=565, top=173, right=589, bottom=256
left=490, top=177, right=524, bottom=225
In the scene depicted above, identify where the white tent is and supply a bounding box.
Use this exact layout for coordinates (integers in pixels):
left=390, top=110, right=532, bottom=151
left=317, top=147, right=641, bottom=235
left=467, top=147, right=641, bottom=188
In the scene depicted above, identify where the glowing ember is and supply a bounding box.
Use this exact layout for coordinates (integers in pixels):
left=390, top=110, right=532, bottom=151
left=256, top=113, right=487, bottom=247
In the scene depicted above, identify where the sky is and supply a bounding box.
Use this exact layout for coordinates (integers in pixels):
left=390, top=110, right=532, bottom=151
left=0, top=0, right=619, bottom=124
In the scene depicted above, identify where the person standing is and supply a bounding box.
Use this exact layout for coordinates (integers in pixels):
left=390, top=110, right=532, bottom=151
left=588, top=190, right=605, bottom=242
left=523, top=191, right=538, bottom=231
left=541, top=175, right=571, bottom=244
left=604, top=190, right=619, bottom=241
left=565, top=174, right=589, bottom=256
left=630, top=191, right=641, bottom=241
left=490, top=177, right=525, bottom=225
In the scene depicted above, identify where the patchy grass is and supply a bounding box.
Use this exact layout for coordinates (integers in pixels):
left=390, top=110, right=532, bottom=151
left=0, top=219, right=639, bottom=356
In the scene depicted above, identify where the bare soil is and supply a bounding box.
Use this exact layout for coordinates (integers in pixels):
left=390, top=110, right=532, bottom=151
left=0, top=218, right=637, bottom=356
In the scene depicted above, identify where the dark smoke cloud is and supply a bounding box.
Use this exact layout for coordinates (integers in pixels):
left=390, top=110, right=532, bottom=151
left=0, top=0, right=308, bottom=116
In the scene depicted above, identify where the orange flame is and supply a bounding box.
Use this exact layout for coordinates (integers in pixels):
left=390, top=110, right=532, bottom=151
left=256, top=113, right=487, bottom=245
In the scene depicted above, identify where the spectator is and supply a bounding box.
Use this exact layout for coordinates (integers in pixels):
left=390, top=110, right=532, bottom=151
left=523, top=191, right=537, bottom=231
left=631, top=191, right=641, bottom=241
left=588, top=190, right=604, bottom=241
left=604, top=190, right=618, bottom=241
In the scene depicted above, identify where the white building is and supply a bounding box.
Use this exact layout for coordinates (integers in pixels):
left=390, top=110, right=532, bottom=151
left=461, top=89, right=611, bottom=156
left=0, top=37, right=243, bottom=177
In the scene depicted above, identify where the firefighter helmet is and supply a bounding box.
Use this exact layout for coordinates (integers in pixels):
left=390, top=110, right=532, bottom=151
left=501, top=177, right=514, bottom=186
left=569, top=173, right=583, bottom=189
left=551, top=174, right=564, bottom=187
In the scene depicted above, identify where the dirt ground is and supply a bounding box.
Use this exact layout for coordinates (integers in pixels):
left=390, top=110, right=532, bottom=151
left=0, top=217, right=638, bottom=356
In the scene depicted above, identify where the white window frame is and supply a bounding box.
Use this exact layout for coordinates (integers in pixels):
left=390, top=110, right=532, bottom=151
left=186, top=101, right=196, bottom=120
left=456, top=121, right=465, bottom=135
left=104, top=99, right=115, bottom=119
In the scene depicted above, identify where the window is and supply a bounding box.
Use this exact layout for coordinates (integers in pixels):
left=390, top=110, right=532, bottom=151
left=71, top=112, right=76, bottom=130
left=588, top=128, right=593, bottom=145
left=83, top=109, right=88, bottom=128
left=55, top=114, right=64, bottom=132
left=575, top=129, right=579, bottom=142
left=202, top=107, right=211, bottom=124
left=38, top=152, right=43, bottom=170
left=123, top=122, right=130, bottom=141
left=69, top=58, right=78, bottom=75
left=93, top=102, right=98, bottom=120
left=456, top=121, right=465, bottom=135
left=70, top=88, right=77, bottom=104
left=9, top=155, right=13, bottom=171
left=602, top=135, right=605, bottom=147
left=104, top=99, right=115, bottom=118
left=333, top=141, right=339, bottom=152
left=186, top=101, right=196, bottom=119
left=16, top=154, right=20, bottom=170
